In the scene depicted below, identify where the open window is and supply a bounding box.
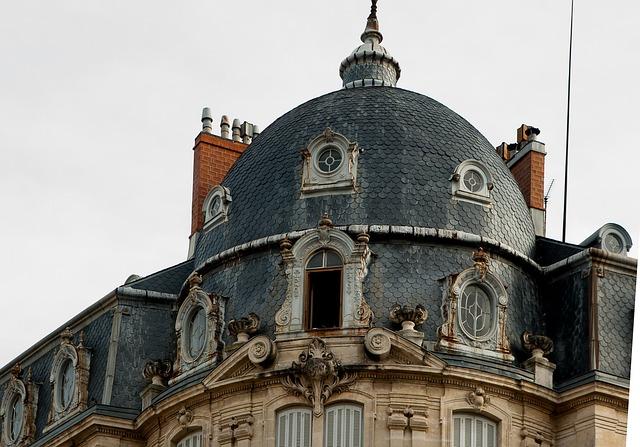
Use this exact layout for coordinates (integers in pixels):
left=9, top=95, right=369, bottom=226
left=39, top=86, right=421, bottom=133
left=306, top=250, right=343, bottom=329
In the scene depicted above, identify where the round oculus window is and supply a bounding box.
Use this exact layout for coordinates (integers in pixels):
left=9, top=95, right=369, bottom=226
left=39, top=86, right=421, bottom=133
left=458, top=284, right=494, bottom=339
left=317, top=146, right=343, bottom=174
left=8, top=394, right=23, bottom=442
left=58, top=358, right=75, bottom=410
left=187, top=307, right=207, bottom=359
left=462, top=169, right=484, bottom=193
left=603, top=233, right=623, bottom=254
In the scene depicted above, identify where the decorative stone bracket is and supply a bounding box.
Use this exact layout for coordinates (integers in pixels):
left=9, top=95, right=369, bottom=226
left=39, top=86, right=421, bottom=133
left=276, top=215, right=373, bottom=333
left=387, top=406, right=429, bottom=447
left=280, top=338, right=356, bottom=417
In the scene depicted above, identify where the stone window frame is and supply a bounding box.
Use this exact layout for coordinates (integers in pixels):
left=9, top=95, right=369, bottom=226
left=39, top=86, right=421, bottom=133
left=275, top=221, right=373, bottom=335
left=437, top=251, right=513, bottom=362
left=324, top=402, right=364, bottom=447
left=440, top=394, right=511, bottom=447
left=175, top=430, right=203, bottom=447
left=202, top=185, right=232, bottom=231
left=300, top=128, right=359, bottom=197
left=0, top=366, right=38, bottom=447
left=44, top=328, right=91, bottom=433
left=450, top=159, right=494, bottom=206
left=172, top=274, right=224, bottom=384
left=452, top=413, right=497, bottom=447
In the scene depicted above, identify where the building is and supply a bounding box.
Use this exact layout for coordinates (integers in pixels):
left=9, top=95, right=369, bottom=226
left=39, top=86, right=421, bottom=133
left=0, top=2, right=636, bottom=446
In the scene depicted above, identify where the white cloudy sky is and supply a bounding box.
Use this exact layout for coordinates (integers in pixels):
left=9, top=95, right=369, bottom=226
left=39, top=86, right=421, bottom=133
left=1, top=0, right=638, bottom=437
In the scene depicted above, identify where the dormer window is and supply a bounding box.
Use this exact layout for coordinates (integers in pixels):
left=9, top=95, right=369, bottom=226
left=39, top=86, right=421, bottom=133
left=451, top=160, right=493, bottom=206
left=57, top=359, right=75, bottom=410
left=306, top=250, right=343, bottom=329
left=202, top=185, right=231, bottom=230
left=301, top=128, right=359, bottom=197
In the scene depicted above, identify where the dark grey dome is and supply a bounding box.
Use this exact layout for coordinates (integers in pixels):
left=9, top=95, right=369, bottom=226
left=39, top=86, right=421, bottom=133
left=194, top=87, right=536, bottom=263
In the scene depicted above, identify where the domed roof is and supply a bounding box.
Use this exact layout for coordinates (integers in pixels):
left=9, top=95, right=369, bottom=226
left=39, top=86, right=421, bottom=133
left=194, top=87, right=536, bottom=263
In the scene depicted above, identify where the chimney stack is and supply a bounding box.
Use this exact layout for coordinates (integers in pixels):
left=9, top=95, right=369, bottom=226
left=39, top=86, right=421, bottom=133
left=497, top=124, right=547, bottom=237
left=191, top=109, right=260, bottom=255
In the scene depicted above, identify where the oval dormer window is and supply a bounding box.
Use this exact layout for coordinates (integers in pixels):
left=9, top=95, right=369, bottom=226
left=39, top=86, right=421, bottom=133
left=187, top=307, right=207, bottom=359
left=458, top=284, right=495, bottom=341
left=58, top=359, right=75, bottom=410
left=8, top=394, right=24, bottom=443
left=317, top=146, right=343, bottom=174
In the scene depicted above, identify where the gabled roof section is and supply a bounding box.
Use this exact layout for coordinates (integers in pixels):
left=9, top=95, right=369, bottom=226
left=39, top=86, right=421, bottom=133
left=126, top=258, right=194, bottom=295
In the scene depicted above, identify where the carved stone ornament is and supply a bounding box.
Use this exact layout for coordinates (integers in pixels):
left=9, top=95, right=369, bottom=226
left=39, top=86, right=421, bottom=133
left=389, top=304, right=428, bottom=331
left=436, top=250, right=513, bottom=362
left=44, top=327, right=91, bottom=432
left=228, top=312, right=260, bottom=343
left=276, top=216, right=374, bottom=333
left=364, top=327, right=391, bottom=360
left=143, top=359, right=173, bottom=386
left=466, top=386, right=490, bottom=410
left=173, top=272, right=225, bottom=383
left=177, top=406, right=193, bottom=427
left=247, top=335, right=277, bottom=366
left=281, top=338, right=356, bottom=417
left=522, top=331, right=554, bottom=358
left=0, top=364, right=39, bottom=446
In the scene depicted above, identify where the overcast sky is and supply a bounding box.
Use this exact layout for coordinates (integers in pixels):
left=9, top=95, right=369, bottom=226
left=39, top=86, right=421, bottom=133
left=1, top=0, right=638, bottom=437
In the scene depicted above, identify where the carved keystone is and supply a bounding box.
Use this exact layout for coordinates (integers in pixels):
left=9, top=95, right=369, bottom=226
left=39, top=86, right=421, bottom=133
left=228, top=313, right=260, bottom=343
left=467, top=386, right=490, bottom=410
left=281, top=338, right=356, bottom=417
left=472, top=247, right=490, bottom=280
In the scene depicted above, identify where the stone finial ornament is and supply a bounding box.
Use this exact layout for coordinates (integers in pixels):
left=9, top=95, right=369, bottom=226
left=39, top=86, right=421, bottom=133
left=281, top=338, right=356, bottom=417
left=522, top=331, right=554, bottom=358
left=187, top=272, right=203, bottom=290
left=389, top=304, right=428, bottom=331
left=60, top=327, right=74, bottom=344
left=467, top=386, right=490, bottom=410
left=228, top=313, right=260, bottom=343
left=143, top=360, right=173, bottom=386
left=10, top=362, right=21, bottom=378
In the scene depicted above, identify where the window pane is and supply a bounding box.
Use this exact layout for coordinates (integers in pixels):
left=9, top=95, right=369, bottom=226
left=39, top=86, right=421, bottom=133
left=487, top=423, right=495, bottom=447
left=307, top=252, right=324, bottom=269
left=309, top=270, right=341, bottom=328
left=325, top=251, right=342, bottom=267
left=476, top=420, right=483, bottom=447
left=454, top=417, right=461, bottom=447
left=464, top=418, right=472, bottom=447
left=327, top=409, right=335, bottom=447
left=453, top=415, right=497, bottom=447
left=277, top=408, right=312, bottom=447
left=325, top=404, right=363, bottom=447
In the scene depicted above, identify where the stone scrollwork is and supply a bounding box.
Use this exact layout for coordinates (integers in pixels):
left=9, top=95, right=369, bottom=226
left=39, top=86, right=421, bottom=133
left=364, top=327, right=391, bottom=360
left=276, top=215, right=374, bottom=333
left=281, top=338, right=356, bottom=417
left=247, top=335, right=277, bottom=367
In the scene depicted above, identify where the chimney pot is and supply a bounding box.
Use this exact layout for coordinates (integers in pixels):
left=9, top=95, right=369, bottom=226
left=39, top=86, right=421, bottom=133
left=220, top=115, right=231, bottom=139
left=201, top=107, right=213, bottom=134
left=252, top=125, right=260, bottom=136
left=241, top=121, right=253, bottom=144
left=232, top=119, right=242, bottom=142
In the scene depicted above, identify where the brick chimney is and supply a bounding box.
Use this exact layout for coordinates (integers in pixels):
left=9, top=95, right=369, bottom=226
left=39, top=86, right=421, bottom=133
left=189, top=108, right=258, bottom=255
left=496, top=124, right=546, bottom=237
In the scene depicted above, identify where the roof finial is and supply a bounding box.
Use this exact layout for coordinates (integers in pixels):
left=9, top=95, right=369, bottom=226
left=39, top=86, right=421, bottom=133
left=361, top=0, right=382, bottom=44
left=339, top=0, right=400, bottom=89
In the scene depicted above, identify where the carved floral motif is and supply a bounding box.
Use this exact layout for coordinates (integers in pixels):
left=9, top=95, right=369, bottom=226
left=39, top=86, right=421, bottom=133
left=281, top=338, right=356, bottom=417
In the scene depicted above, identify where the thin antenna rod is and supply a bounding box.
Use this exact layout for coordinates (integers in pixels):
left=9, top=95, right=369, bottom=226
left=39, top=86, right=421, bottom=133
left=562, top=0, right=574, bottom=243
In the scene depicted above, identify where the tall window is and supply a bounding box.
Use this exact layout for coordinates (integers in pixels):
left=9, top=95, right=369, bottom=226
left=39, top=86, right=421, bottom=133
left=325, top=404, right=362, bottom=447
left=277, top=407, right=312, bottom=447
left=453, top=414, right=496, bottom=447
left=176, top=430, right=202, bottom=447
left=305, top=250, right=343, bottom=329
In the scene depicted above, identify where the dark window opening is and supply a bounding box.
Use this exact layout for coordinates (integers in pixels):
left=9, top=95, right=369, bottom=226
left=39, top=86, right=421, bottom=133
left=305, top=250, right=343, bottom=330
left=308, top=270, right=341, bottom=329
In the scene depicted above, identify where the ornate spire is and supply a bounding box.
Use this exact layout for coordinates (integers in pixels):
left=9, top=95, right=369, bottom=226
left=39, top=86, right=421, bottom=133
left=339, top=0, right=401, bottom=89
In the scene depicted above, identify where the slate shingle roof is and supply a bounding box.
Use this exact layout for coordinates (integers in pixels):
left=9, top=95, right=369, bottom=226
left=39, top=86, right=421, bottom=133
left=194, top=87, right=537, bottom=265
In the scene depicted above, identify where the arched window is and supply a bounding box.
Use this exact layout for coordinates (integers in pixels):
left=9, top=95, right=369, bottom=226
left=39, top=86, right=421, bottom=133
left=457, top=283, right=497, bottom=341
left=305, top=249, right=343, bottom=329
left=325, top=403, right=363, bottom=447
left=276, top=407, right=312, bottom=447
left=453, top=413, right=497, bottom=447
left=176, top=430, right=202, bottom=447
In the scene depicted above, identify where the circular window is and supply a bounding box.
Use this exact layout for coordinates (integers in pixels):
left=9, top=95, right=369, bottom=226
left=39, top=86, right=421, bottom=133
left=462, top=169, right=485, bottom=193
left=603, top=233, right=623, bottom=254
left=458, top=284, right=494, bottom=340
left=187, top=307, right=207, bottom=359
left=317, top=146, right=343, bottom=174
left=8, top=394, right=23, bottom=442
left=58, top=359, right=75, bottom=410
